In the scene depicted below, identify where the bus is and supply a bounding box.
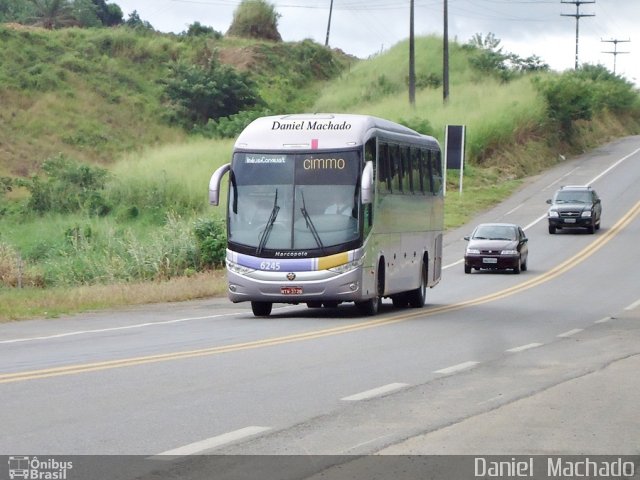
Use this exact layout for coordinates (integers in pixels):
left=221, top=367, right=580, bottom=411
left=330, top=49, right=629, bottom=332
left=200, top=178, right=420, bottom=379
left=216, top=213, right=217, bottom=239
left=208, top=113, right=444, bottom=317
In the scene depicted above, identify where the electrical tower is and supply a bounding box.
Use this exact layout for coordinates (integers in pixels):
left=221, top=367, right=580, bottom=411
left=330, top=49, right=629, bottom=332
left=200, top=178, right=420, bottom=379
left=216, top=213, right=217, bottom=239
left=601, top=38, right=630, bottom=74
left=561, top=0, right=595, bottom=69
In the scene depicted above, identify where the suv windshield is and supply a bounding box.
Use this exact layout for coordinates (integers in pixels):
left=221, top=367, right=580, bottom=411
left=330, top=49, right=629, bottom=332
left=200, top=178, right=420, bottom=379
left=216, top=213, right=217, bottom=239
left=554, top=190, right=591, bottom=203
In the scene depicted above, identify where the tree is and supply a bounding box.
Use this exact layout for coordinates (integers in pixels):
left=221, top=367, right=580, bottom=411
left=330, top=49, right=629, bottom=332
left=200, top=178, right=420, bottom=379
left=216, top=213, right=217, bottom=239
left=227, top=0, right=281, bottom=42
left=124, top=9, right=153, bottom=30
left=28, top=0, right=76, bottom=29
left=466, top=32, right=548, bottom=81
left=93, top=0, right=123, bottom=26
left=162, top=56, right=262, bottom=127
left=183, top=21, right=221, bottom=39
left=0, top=0, right=36, bottom=23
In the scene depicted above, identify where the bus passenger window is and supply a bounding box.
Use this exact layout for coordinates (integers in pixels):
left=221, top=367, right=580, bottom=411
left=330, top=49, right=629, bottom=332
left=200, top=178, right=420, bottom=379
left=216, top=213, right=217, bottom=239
left=390, top=144, right=401, bottom=193
left=432, top=150, right=443, bottom=194
left=416, top=149, right=425, bottom=194
left=402, top=146, right=412, bottom=193
left=411, top=147, right=421, bottom=194
left=377, top=142, right=390, bottom=195
left=423, top=150, right=434, bottom=194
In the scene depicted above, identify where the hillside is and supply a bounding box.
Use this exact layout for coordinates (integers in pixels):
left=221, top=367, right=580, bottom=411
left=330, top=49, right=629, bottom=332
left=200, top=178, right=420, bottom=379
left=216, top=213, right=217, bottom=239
left=0, top=23, right=351, bottom=176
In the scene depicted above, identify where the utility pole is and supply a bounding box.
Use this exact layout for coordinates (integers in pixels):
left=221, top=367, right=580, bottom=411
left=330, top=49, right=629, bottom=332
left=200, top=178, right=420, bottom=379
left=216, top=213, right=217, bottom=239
left=561, top=0, right=595, bottom=69
left=443, top=0, right=449, bottom=103
left=325, top=0, right=334, bottom=47
left=601, top=38, right=630, bottom=74
left=409, top=0, right=415, bottom=106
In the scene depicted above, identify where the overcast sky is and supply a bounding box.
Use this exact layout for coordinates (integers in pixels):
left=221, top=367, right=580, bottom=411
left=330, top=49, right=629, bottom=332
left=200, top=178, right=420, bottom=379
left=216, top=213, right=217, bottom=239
left=114, top=0, right=638, bottom=85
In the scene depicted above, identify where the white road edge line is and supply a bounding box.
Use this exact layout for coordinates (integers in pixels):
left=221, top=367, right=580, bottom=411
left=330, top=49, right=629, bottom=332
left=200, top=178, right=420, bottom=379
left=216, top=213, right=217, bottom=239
left=156, top=426, right=271, bottom=456
left=434, top=361, right=479, bottom=375
left=341, top=383, right=409, bottom=401
left=0, top=305, right=300, bottom=345
left=557, top=329, right=583, bottom=338
left=624, top=299, right=640, bottom=311
left=506, top=343, right=543, bottom=353
left=594, top=317, right=612, bottom=324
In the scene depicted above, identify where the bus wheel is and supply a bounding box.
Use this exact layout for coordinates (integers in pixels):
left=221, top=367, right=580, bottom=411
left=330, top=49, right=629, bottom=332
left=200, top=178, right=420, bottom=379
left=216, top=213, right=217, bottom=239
left=355, top=297, right=380, bottom=316
left=251, top=301, right=272, bottom=317
left=408, top=262, right=427, bottom=308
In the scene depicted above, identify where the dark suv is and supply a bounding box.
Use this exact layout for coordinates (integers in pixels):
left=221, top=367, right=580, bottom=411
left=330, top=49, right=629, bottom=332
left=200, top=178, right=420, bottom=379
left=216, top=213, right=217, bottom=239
left=546, top=185, right=602, bottom=234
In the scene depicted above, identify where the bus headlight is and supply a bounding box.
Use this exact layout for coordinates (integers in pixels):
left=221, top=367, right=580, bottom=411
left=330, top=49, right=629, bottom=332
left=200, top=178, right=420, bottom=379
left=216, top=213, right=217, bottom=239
left=226, top=260, right=255, bottom=275
left=328, top=257, right=363, bottom=274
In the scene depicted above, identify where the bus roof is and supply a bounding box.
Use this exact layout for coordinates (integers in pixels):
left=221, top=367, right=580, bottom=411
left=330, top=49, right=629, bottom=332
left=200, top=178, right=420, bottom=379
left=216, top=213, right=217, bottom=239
left=234, top=113, right=438, bottom=151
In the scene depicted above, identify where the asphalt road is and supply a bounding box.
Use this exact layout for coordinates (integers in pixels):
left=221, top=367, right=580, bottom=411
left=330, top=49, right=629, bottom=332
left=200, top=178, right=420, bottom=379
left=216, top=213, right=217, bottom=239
left=1, top=136, right=639, bottom=475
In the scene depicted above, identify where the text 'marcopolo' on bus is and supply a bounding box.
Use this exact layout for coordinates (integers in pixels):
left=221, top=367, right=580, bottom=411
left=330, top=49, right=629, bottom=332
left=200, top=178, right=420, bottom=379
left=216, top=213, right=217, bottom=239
left=209, top=113, right=444, bottom=317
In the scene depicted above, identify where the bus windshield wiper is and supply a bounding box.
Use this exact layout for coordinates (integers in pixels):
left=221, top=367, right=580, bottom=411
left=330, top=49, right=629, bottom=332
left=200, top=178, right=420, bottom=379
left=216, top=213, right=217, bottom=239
left=257, top=189, right=280, bottom=254
left=299, top=191, right=325, bottom=253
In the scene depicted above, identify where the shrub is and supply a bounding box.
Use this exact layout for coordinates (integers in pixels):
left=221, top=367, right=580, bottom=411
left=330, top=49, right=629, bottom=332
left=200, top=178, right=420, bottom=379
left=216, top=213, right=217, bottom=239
left=18, top=154, right=111, bottom=216
left=193, top=217, right=227, bottom=268
left=162, top=56, right=262, bottom=127
left=227, top=0, right=281, bottom=41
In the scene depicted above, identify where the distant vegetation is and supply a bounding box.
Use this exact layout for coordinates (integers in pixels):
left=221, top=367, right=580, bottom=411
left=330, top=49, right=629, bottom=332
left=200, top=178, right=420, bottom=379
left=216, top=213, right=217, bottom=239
left=1, top=0, right=639, bottom=320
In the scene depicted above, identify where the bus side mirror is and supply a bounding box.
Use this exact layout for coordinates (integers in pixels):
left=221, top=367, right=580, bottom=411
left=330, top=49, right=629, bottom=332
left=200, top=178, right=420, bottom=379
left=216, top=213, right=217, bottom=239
left=361, top=161, right=374, bottom=205
left=209, top=163, right=231, bottom=206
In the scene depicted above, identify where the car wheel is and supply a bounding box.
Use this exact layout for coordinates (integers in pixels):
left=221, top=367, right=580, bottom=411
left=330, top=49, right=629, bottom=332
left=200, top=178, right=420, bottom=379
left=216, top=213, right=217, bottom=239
left=513, top=257, right=521, bottom=274
left=587, top=222, right=595, bottom=234
left=464, top=264, right=471, bottom=274
left=548, top=225, right=556, bottom=234
left=521, top=257, right=527, bottom=272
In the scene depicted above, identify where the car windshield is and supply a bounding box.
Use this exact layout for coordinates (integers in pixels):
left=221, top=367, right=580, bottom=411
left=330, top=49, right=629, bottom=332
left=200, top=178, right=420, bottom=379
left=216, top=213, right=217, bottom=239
left=473, top=225, right=517, bottom=241
left=554, top=191, right=591, bottom=203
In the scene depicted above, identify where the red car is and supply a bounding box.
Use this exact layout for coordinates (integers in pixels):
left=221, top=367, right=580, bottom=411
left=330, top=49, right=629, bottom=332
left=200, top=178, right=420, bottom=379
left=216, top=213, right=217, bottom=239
left=464, top=223, right=529, bottom=274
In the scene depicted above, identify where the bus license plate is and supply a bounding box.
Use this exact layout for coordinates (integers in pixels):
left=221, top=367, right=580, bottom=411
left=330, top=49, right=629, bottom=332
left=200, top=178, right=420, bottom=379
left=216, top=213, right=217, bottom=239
left=483, top=258, right=498, bottom=264
left=281, top=286, right=303, bottom=295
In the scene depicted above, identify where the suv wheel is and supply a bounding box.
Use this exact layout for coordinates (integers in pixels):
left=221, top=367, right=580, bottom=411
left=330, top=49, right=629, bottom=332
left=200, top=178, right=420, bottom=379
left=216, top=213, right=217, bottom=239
left=548, top=224, right=556, bottom=234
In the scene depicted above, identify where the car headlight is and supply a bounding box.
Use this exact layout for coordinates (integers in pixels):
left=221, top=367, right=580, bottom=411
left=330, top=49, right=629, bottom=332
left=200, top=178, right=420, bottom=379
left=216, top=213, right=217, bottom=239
left=501, top=249, right=518, bottom=255
left=328, top=257, right=363, bottom=274
left=548, top=210, right=559, bottom=218
left=466, top=248, right=480, bottom=254
left=581, top=210, right=592, bottom=218
left=226, top=260, right=255, bottom=275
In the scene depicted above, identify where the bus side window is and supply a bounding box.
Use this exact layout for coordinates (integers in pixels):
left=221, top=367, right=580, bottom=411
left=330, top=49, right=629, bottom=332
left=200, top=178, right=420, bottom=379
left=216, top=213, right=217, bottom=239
left=402, top=146, right=412, bottom=193
left=377, top=142, right=390, bottom=195
left=432, top=150, right=443, bottom=194
left=423, top=149, right=434, bottom=194
left=390, top=144, right=401, bottom=193
left=411, top=147, right=422, bottom=194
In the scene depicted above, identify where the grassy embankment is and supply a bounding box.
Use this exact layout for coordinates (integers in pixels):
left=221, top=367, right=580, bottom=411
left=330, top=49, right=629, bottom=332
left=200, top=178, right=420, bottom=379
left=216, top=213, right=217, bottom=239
left=1, top=32, right=638, bottom=321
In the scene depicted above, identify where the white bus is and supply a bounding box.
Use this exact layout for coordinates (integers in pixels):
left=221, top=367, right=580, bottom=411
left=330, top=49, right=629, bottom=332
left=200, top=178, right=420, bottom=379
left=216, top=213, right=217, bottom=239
left=209, top=113, right=444, bottom=317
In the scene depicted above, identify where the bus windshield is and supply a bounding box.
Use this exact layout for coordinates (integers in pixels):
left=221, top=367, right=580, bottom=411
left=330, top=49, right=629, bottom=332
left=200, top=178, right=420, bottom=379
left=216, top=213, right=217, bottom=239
left=228, top=150, right=361, bottom=254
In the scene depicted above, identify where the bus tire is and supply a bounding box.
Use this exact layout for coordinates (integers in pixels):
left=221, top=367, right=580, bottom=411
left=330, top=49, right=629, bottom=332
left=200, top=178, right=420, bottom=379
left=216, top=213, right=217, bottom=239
left=251, top=301, right=272, bottom=317
left=407, top=261, right=427, bottom=308
left=355, top=297, right=380, bottom=316
left=356, top=258, right=384, bottom=316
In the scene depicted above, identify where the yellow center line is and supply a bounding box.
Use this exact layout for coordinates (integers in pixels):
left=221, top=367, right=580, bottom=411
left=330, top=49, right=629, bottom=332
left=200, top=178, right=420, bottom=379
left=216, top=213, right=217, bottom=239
left=2, top=200, right=640, bottom=385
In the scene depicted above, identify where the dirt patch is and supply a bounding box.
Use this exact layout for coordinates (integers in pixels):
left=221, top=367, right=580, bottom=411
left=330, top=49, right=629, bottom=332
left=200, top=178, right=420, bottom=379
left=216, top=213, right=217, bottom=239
left=218, top=46, right=259, bottom=71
